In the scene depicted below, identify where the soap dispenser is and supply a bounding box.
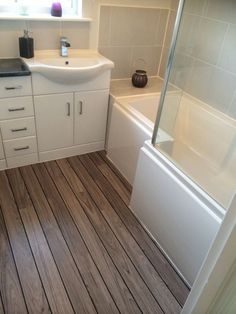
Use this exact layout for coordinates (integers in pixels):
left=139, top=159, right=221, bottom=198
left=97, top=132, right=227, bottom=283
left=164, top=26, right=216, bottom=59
left=19, top=30, right=34, bottom=59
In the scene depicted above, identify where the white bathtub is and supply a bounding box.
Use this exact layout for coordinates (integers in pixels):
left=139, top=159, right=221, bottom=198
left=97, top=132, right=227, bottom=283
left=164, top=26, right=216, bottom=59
left=108, top=90, right=236, bottom=208
left=161, top=94, right=236, bottom=209
left=129, top=92, right=236, bottom=286
left=107, top=94, right=174, bottom=184
left=107, top=90, right=235, bottom=285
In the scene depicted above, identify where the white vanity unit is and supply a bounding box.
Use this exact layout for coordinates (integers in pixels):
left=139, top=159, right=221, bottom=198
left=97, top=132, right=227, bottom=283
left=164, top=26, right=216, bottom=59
left=0, top=50, right=113, bottom=169
left=33, top=72, right=111, bottom=162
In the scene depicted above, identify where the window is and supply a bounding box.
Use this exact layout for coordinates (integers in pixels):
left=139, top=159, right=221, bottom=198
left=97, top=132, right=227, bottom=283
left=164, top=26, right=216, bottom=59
left=0, top=0, right=82, bottom=17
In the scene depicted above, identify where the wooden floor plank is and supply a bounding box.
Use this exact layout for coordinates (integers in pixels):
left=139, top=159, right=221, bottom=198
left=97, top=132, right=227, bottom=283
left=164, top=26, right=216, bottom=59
left=98, top=151, right=132, bottom=192
left=6, top=168, right=74, bottom=314
left=0, top=294, right=4, bottom=314
left=67, top=156, right=164, bottom=314
left=20, top=165, right=96, bottom=314
left=0, top=171, right=50, bottom=314
left=0, top=152, right=189, bottom=313
left=78, top=154, right=182, bottom=314
left=90, top=152, right=190, bottom=306
left=92, top=153, right=131, bottom=204
left=34, top=162, right=119, bottom=314
left=53, top=159, right=142, bottom=314
left=0, top=208, right=27, bottom=314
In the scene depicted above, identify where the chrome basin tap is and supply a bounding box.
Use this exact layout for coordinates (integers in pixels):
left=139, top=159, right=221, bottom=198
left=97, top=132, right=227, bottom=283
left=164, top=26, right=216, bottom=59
left=60, top=37, right=71, bottom=57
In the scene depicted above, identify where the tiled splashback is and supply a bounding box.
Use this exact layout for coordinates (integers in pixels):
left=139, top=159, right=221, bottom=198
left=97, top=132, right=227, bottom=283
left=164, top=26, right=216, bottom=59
left=170, top=0, right=236, bottom=119
left=98, top=6, right=170, bottom=79
left=0, top=20, right=90, bottom=58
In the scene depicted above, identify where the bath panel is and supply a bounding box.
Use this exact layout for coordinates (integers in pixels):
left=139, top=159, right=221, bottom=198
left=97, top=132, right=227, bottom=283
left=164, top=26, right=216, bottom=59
left=130, top=141, right=223, bottom=285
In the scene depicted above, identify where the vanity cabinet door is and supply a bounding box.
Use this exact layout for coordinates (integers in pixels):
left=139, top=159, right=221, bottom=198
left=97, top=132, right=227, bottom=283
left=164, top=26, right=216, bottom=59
left=34, top=93, right=74, bottom=151
left=74, top=90, right=109, bottom=145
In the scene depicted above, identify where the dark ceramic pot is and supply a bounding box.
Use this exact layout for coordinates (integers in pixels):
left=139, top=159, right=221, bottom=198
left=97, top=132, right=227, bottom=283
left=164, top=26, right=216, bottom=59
left=132, top=70, right=148, bottom=88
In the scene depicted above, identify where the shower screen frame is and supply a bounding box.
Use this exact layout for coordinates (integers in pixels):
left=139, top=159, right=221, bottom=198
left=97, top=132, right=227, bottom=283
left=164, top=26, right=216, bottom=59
left=152, top=0, right=186, bottom=145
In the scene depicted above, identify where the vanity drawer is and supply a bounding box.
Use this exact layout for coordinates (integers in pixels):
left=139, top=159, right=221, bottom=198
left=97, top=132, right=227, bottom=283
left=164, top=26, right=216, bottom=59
left=0, top=96, right=34, bottom=120
left=0, top=117, right=36, bottom=140
left=7, top=153, right=38, bottom=169
left=0, top=76, right=32, bottom=98
left=4, top=136, right=37, bottom=157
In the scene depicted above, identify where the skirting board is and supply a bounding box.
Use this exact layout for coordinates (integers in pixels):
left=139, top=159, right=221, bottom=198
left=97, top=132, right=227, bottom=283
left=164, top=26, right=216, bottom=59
left=39, top=141, right=105, bottom=162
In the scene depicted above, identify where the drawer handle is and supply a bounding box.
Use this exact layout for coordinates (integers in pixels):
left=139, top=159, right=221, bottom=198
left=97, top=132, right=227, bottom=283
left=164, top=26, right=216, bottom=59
left=79, top=100, right=83, bottom=115
left=8, top=107, right=25, bottom=112
left=11, top=127, right=27, bottom=132
left=67, top=102, right=71, bottom=116
left=14, top=145, right=29, bottom=151
left=5, top=85, right=23, bottom=90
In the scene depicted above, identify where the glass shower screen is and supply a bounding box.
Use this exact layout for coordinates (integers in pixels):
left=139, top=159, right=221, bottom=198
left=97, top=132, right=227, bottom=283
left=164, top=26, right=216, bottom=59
left=152, top=0, right=236, bottom=209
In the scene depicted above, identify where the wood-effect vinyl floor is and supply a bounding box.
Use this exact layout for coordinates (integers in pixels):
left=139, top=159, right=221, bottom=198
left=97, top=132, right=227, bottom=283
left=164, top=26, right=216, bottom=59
left=0, top=151, right=189, bottom=314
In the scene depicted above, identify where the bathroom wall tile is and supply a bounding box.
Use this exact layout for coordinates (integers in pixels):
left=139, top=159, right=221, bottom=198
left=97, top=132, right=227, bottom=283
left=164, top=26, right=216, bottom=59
left=186, top=60, right=236, bottom=113
left=98, top=6, right=170, bottom=79
left=61, top=22, right=90, bottom=49
left=28, top=21, right=60, bottom=50
left=184, top=0, right=208, bottom=16
left=170, top=53, right=194, bottom=90
left=99, top=0, right=171, bottom=8
left=206, top=0, right=236, bottom=25
left=191, top=18, right=227, bottom=65
left=159, top=9, right=176, bottom=79
left=131, top=46, right=162, bottom=76
left=170, top=0, right=179, bottom=11
left=158, top=0, right=236, bottom=118
left=218, top=25, right=236, bottom=75
left=227, top=92, right=236, bottom=119
left=99, top=46, right=132, bottom=79
left=185, top=61, right=214, bottom=103
left=0, top=20, right=25, bottom=58
left=164, top=10, right=176, bottom=49
left=208, top=69, right=236, bottom=113
left=176, top=14, right=200, bottom=55
left=109, top=7, right=160, bottom=46
left=159, top=46, right=169, bottom=78
left=98, top=6, right=111, bottom=47
left=155, top=9, right=169, bottom=46
left=0, top=20, right=89, bottom=56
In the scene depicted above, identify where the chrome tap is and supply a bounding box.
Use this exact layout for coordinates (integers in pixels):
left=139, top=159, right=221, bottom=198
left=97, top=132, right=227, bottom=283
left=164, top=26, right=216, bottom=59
left=60, top=37, right=71, bottom=57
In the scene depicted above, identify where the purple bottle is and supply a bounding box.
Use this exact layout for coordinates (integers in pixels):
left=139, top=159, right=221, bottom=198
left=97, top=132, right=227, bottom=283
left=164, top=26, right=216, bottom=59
left=51, top=2, right=62, bottom=17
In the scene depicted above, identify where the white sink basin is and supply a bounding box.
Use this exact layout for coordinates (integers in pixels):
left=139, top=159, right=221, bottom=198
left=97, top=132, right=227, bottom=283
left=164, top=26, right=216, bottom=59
left=23, top=50, right=114, bottom=84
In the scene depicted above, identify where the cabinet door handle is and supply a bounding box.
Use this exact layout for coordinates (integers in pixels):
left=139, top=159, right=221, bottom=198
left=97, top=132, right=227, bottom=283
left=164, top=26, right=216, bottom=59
left=67, top=102, right=71, bottom=116
left=8, top=107, right=25, bottom=112
left=14, top=145, right=29, bottom=151
left=79, top=101, right=83, bottom=115
left=11, top=127, right=27, bottom=132
left=5, top=85, right=23, bottom=90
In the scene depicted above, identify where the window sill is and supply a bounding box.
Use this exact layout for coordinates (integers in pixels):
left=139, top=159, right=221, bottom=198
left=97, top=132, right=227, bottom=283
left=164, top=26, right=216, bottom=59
left=0, top=14, right=92, bottom=22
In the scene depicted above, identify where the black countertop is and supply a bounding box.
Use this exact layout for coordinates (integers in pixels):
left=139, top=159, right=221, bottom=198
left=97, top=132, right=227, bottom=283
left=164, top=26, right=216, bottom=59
left=0, top=58, right=31, bottom=77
